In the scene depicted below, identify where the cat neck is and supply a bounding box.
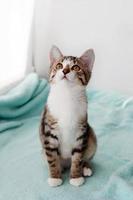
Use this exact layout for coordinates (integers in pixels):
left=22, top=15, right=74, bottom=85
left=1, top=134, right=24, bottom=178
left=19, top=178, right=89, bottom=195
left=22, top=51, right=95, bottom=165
left=50, top=80, right=86, bottom=95
left=47, top=80, right=87, bottom=121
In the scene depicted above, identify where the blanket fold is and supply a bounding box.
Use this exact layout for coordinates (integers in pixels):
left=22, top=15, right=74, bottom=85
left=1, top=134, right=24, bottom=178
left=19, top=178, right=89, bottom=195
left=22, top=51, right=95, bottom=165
left=0, top=73, right=49, bottom=121
left=0, top=73, right=133, bottom=200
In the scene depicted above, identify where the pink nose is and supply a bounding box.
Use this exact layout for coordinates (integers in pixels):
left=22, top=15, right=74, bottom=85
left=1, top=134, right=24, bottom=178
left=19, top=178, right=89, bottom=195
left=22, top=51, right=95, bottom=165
left=63, top=67, right=70, bottom=75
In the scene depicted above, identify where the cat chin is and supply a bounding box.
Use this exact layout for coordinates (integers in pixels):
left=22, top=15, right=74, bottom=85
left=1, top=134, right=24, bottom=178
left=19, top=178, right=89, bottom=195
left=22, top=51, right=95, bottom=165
left=59, top=79, right=77, bottom=86
left=55, top=75, right=75, bottom=84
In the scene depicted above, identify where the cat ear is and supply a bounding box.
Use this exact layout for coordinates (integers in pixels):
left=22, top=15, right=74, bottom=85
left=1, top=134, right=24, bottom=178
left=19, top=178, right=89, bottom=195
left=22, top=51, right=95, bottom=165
left=80, top=49, right=95, bottom=72
left=49, top=45, right=63, bottom=64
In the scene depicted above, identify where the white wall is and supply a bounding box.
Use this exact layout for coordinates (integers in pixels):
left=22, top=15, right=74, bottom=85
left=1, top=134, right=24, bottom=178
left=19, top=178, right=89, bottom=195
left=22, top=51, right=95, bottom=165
left=34, top=0, right=133, bottom=95
left=0, top=0, right=35, bottom=92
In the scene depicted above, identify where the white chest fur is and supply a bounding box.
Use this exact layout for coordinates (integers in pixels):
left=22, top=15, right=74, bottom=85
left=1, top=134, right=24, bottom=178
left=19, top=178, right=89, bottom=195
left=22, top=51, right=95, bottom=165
left=47, top=81, right=87, bottom=158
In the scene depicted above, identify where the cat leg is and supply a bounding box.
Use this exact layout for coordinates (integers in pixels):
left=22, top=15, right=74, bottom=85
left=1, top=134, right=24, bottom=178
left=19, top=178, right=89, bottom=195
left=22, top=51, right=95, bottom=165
left=46, top=150, right=62, bottom=187
left=70, top=152, right=85, bottom=186
left=40, top=108, right=63, bottom=187
left=83, top=125, right=97, bottom=177
left=70, top=124, right=97, bottom=186
left=85, top=125, right=97, bottom=160
left=69, top=124, right=89, bottom=186
left=43, top=130, right=62, bottom=186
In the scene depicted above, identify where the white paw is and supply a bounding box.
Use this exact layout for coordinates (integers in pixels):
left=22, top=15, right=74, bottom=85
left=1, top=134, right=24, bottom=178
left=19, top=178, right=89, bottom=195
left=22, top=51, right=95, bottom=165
left=48, top=178, right=63, bottom=187
left=70, top=177, right=85, bottom=186
left=83, top=167, right=92, bottom=177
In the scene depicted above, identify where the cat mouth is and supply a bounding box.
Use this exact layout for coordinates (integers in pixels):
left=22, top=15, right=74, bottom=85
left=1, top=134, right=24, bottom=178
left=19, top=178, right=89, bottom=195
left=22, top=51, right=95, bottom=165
left=62, top=75, right=68, bottom=80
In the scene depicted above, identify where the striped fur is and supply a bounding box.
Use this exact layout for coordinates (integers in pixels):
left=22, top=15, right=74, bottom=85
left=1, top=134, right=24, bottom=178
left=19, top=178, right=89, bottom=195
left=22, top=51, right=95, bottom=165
left=49, top=56, right=91, bottom=85
left=39, top=46, right=97, bottom=186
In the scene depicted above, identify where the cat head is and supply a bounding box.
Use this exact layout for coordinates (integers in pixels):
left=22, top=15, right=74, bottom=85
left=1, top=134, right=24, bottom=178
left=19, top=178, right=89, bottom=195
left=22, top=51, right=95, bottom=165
left=49, top=45, right=95, bottom=86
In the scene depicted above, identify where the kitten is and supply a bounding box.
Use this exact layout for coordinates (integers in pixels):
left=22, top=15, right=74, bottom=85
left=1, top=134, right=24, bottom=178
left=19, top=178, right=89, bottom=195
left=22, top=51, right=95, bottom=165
left=39, top=46, right=97, bottom=187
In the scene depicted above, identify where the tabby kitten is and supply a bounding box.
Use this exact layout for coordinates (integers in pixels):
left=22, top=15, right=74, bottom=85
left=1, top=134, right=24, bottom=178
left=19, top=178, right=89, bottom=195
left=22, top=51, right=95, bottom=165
left=40, top=46, right=97, bottom=187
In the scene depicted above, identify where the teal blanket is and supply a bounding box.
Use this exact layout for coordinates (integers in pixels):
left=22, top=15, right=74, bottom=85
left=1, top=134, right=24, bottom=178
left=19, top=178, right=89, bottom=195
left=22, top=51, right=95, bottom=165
left=0, top=73, right=133, bottom=200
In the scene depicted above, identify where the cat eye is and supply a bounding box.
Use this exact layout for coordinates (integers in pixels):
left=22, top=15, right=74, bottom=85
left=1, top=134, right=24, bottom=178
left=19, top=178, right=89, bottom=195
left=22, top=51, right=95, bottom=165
left=56, top=63, right=63, bottom=69
left=72, top=65, right=80, bottom=71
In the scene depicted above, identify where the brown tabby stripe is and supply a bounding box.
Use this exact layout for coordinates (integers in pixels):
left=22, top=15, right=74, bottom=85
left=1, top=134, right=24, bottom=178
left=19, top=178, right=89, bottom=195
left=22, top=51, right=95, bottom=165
left=50, top=121, right=57, bottom=126
left=76, top=132, right=87, bottom=141
left=51, top=74, right=55, bottom=79
left=77, top=125, right=89, bottom=142
left=44, top=141, right=49, bottom=145
left=45, top=131, right=58, bottom=140
left=41, top=114, right=45, bottom=135
left=45, top=152, right=52, bottom=157
left=45, top=122, right=55, bottom=130
left=48, top=160, right=55, bottom=164
left=62, top=56, right=76, bottom=62
left=72, top=146, right=86, bottom=155
left=51, top=163, right=56, bottom=168
left=45, top=147, right=60, bottom=155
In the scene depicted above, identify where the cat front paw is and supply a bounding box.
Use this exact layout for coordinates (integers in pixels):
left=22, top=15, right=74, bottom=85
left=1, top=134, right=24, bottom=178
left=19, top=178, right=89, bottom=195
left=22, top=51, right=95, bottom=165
left=83, top=167, right=92, bottom=177
left=70, top=177, right=85, bottom=186
left=48, top=178, right=63, bottom=187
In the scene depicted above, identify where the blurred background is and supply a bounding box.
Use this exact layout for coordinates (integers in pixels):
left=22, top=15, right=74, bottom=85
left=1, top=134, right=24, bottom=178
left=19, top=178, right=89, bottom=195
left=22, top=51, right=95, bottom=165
left=1, top=0, right=133, bottom=94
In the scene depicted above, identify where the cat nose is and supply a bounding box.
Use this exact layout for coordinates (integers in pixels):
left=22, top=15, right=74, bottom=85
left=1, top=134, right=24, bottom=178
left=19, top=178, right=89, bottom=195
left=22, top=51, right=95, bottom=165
left=62, top=67, right=70, bottom=75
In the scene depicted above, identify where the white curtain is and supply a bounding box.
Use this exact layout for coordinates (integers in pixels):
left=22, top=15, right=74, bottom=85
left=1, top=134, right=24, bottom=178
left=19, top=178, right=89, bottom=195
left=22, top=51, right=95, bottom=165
left=0, top=0, right=35, bottom=92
